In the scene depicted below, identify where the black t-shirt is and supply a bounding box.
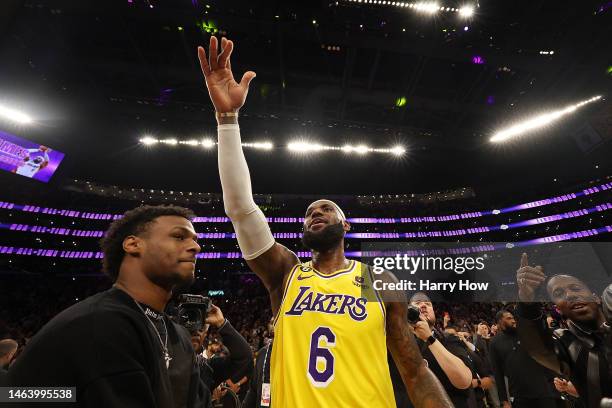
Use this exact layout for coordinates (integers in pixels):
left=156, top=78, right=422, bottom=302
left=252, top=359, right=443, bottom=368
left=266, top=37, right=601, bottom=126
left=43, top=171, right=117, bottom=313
left=137, top=303, right=194, bottom=408
left=489, top=330, right=559, bottom=402
left=8, top=287, right=208, bottom=408
left=389, top=331, right=474, bottom=408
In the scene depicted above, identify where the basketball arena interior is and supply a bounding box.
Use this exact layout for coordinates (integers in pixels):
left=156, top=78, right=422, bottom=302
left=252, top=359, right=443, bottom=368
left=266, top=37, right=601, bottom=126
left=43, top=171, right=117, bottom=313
left=0, top=1, right=611, bottom=407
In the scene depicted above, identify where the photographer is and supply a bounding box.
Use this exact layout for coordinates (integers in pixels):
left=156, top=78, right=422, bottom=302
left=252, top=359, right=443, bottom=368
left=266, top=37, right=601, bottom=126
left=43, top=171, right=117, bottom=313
left=390, top=292, right=473, bottom=408
left=515, top=253, right=611, bottom=408
left=188, top=302, right=252, bottom=401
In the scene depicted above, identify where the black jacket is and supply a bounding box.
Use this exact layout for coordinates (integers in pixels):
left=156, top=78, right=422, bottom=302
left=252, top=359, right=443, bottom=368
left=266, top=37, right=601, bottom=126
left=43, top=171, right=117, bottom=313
left=197, top=320, right=252, bottom=392
left=8, top=287, right=208, bottom=408
left=517, top=302, right=611, bottom=408
left=242, top=342, right=271, bottom=408
left=489, top=329, right=559, bottom=403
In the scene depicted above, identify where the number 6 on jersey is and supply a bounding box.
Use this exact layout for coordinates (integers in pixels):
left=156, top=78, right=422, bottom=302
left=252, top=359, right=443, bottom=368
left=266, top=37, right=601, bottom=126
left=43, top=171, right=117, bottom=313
left=307, top=326, right=336, bottom=387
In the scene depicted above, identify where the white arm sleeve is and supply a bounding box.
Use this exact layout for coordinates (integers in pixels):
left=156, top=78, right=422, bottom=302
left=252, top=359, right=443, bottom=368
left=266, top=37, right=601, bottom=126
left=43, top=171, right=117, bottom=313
left=217, top=124, right=275, bottom=260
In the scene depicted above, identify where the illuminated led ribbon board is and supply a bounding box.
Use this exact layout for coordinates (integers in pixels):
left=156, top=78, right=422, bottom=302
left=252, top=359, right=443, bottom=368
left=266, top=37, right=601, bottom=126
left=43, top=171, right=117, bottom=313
left=2, top=203, right=610, bottom=239
left=0, top=181, right=609, bottom=224
left=1, top=225, right=610, bottom=259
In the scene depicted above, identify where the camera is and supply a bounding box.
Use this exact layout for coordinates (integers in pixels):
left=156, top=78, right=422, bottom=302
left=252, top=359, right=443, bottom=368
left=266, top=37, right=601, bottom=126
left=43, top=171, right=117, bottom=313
left=407, top=304, right=421, bottom=324
left=177, top=294, right=212, bottom=333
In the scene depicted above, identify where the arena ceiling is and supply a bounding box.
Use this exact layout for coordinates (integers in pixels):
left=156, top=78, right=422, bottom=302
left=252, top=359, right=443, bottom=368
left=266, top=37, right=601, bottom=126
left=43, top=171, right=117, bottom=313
left=0, top=0, right=610, bottom=196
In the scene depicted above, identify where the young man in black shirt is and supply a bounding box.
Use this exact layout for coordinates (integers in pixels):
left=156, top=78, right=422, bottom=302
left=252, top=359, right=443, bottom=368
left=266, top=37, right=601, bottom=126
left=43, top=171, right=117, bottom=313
left=489, top=310, right=562, bottom=408
left=9, top=205, right=209, bottom=408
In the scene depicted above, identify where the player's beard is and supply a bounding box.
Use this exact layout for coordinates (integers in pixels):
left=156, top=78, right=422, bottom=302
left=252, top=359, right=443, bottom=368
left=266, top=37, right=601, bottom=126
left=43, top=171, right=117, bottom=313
left=302, top=221, right=345, bottom=252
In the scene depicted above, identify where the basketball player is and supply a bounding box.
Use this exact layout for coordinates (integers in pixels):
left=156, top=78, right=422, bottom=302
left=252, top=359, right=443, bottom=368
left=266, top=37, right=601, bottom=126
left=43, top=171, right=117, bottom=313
left=12, top=145, right=50, bottom=178
left=198, top=36, right=452, bottom=407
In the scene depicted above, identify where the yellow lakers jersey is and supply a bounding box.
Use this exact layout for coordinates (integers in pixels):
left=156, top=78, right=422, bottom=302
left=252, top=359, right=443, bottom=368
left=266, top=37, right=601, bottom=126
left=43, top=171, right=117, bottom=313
left=271, top=260, right=396, bottom=407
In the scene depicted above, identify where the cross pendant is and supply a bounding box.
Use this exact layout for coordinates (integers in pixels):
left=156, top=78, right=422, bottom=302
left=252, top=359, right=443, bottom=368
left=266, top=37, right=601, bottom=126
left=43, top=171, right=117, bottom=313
left=164, top=352, right=172, bottom=369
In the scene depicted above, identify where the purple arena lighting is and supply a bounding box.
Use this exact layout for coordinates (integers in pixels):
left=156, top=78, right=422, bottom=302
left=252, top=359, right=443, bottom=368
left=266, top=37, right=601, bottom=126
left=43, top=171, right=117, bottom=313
left=1, top=202, right=611, bottom=240
left=1, top=225, right=611, bottom=260
left=0, top=181, right=610, bottom=224
left=472, top=55, right=485, bottom=64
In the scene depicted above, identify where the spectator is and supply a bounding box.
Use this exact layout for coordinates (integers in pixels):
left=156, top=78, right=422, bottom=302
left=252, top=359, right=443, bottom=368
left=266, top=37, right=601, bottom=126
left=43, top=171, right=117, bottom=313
left=515, top=253, right=611, bottom=408
left=8, top=205, right=207, bottom=408
left=190, top=303, right=252, bottom=402
left=390, top=292, right=473, bottom=408
left=489, top=310, right=563, bottom=408
left=445, top=325, right=495, bottom=408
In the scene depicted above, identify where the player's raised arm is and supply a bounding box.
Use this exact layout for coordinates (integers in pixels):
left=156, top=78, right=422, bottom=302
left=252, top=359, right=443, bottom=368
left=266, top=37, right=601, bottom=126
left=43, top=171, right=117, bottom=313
left=197, top=37, right=298, bottom=305
left=381, top=271, right=453, bottom=408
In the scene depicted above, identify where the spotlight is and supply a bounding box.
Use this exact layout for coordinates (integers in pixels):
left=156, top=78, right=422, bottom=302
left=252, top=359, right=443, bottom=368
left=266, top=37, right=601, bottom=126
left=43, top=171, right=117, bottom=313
left=288, top=141, right=326, bottom=152
left=490, top=95, right=603, bottom=143
left=140, top=136, right=158, bottom=145
left=242, top=141, right=274, bottom=150
left=201, top=138, right=216, bottom=148
left=459, top=5, right=474, bottom=17
left=391, top=146, right=406, bottom=156
left=414, top=2, right=439, bottom=13
left=354, top=145, right=370, bottom=154
left=0, top=103, right=33, bottom=124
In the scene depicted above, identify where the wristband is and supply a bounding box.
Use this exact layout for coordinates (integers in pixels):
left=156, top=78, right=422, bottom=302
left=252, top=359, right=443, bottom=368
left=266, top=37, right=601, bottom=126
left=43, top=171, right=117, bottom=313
left=426, top=335, right=436, bottom=345
left=216, top=111, right=239, bottom=119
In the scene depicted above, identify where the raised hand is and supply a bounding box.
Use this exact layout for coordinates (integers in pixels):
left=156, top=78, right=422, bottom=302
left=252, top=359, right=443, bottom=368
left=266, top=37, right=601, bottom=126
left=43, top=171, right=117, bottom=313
left=516, top=253, right=546, bottom=302
left=205, top=304, right=225, bottom=328
left=197, top=36, right=256, bottom=113
left=413, top=315, right=433, bottom=341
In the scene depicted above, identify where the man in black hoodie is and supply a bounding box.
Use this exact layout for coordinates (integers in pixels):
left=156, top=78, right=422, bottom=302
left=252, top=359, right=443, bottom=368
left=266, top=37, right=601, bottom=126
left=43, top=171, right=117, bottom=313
left=9, top=205, right=209, bottom=408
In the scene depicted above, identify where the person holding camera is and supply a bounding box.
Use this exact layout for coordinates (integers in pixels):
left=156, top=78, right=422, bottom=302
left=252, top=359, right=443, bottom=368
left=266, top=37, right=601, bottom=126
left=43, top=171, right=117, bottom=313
left=9, top=205, right=208, bottom=408
left=188, top=302, right=252, bottom=404
left=389, top=292, right=473, bottom=408
left=514, top=253, right=611, bottom=408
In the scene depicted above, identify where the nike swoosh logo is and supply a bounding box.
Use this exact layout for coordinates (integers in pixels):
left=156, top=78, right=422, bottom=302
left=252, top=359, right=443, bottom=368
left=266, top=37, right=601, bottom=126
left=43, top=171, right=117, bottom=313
left=297, top=274, right=314, bottom=280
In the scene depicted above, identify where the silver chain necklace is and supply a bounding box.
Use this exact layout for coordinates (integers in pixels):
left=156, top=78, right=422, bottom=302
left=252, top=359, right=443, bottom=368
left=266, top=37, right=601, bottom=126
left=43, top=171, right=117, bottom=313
left=134, top=300, right=172, bottom=369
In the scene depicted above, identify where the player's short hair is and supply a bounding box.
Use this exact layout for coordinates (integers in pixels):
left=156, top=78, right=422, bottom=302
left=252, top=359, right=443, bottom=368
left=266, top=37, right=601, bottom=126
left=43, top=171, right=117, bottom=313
left=100, top=205, right=195, bottom=281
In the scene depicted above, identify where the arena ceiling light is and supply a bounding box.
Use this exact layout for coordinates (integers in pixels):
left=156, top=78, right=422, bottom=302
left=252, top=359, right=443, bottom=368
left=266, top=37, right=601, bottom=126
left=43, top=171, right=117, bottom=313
left=343, top=0, right=474, bottom=15
left=288, top=141, right=406, bottom=156
left=490, top=95, right=603, bottom=143
left=0, top=103, right=33, bottom=124
left=458, top=5, right=474, bottom=17
left=139, top=136, right=273, bottom=150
